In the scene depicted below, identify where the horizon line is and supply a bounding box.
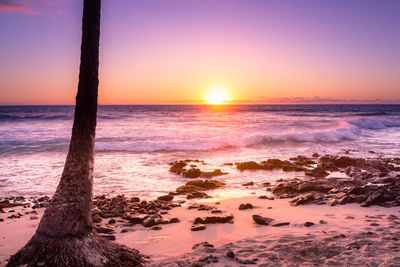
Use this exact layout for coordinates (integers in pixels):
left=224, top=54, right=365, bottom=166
left=1, top=103, right=400, bottom=106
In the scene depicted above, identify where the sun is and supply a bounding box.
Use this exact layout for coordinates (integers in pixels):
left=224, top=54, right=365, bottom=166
left=205, top=87, right=231, bottom=105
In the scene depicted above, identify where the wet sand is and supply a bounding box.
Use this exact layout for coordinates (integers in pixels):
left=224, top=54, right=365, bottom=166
left=1, top=196, right=399, bottom=266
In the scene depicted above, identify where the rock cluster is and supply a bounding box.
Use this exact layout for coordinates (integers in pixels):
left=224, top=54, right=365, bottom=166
left=175, top=180, right=225, bottom=199
left=169, top=160, right=227, bottom=178
left=191, top=214, right=234, bottom=231
left=271, top=156, right=400, bottom=207
left=236, top=158, right=307, bottom=172
left=92, top=195, right=181, bottom=222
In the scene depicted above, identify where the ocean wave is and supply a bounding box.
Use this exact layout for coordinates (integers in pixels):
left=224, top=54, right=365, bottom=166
left=94, top=126, right=359, bottom=152
left=349, top=118, right=400, bottom=130
left=0, top=114, right=68, bottom=121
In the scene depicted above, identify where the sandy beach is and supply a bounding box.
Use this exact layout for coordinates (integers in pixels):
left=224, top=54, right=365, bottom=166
left=2, top=154, right=400, bottom=266
left=2, top=192, right=400, bottom=266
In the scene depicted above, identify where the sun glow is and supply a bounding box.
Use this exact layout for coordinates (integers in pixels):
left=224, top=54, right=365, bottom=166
left=205, top=87, right=231, bottom=105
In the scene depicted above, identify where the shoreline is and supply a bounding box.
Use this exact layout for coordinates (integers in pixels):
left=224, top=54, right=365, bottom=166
left=1, top=154, right=400, bottom=265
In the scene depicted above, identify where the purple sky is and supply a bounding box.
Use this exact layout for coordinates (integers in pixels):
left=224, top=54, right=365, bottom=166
left=1, top=0, right=399, bottom=104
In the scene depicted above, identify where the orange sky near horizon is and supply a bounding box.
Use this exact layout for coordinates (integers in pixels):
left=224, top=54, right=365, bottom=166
left=0, top=0, right=399, bottom=105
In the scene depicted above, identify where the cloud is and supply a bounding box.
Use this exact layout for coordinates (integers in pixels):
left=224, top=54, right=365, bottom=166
left=0, top=0, right=37, bottom=14
left=230, top=97, right=400, bottom=105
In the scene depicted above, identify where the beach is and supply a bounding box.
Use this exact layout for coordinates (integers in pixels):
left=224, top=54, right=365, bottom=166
left=2, top=192, right=400, bottom=266
left=1, top=105, right=400, bottom=265
left=1, top=152, right=400, bottom=266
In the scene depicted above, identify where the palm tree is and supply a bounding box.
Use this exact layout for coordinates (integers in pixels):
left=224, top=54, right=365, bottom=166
left=7, top=1, right=145, bottom=266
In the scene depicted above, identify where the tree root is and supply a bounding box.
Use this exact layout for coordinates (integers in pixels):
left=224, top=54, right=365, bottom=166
left=7, top=232, right=148, bottom=267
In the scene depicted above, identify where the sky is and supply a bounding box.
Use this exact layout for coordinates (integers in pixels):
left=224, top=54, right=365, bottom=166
left=0, top=0, right=399, bottom=105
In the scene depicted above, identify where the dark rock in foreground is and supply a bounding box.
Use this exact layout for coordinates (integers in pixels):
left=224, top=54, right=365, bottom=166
left=239, top=203, right=254, bottom=210
left=304, top=221, right=315, bottom=227
left=194, top=213, right=234, bottom=224
left=252, top=215, right=274, bottom=225
left=272, top=222, right=290, bottom=227
left=191, top=224, right=206, bottom=231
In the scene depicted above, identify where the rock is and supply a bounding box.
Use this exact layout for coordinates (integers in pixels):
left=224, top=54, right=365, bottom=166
left=192, top=242, right=214, bottom=249
left=237, top=258, right=258, bottom=264
left=176, top=180, right=225, bottom=194
left=183, top=168, right=202, bottom=178
left=191, top=224, right=206, bottom=231
left=239, top=203, right=254, bottom=210
left=236, top=159, right=305, bottom=172
left=7, top=213, right=22, bottom=219
left=258, top=195, right=274, bottom=200
left=345, top=166, right=373, bottom=180
left=151, top=226, right=162, bottom=230
left=290, top=193, right=316, bottom=206
left=201, top=169, right=228, bottom=178
left=197, top=255, right=219, bottom=263
left=130, top=197, right=140, bottom=202
left=319, top=220, right=327, bottom=224
left=242, top=181, right=255, bottom=186
left=169, top=160, right=187, bottom=174
left=332, top=156, right=363, bottom=168
left=0, top=202, right=27, bottom=209
left=95, top=225, right=115, bottom=234
left=361, top=191, right=386, bottom=207
left=194, top=213, right=234, bottom=224
left=236, top=161, right=263, bottom=170
left=272, top=222, right=290, bottom=227
left=123, top=214, right=148, bottom=224
left=142, top=217, right=156, bottom=227
left=108, top=219, right=116, bottom=224
left=226, top=250, right=235, bottom=258
left=252, top=215, right=274, bottom=225
left=187, top=192, right=210, bottom=199
left=312, top=153, right=320, bottom=158
left=169, top=218, right=180, bottom=223
left=304, top=221, right=315, bottom=227
left=305, top=167, right=329, bottom=178
left=272, top=183, right=296, bottom=195
left=30, top=216, right=39, bottom=220
left=0, top=218, right=4, bottom=222
left=157, top=195, right=174, bottom=201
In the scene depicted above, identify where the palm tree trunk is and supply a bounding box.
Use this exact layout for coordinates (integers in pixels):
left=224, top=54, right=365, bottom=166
left=7, top=1, right=146, bottom=266
left=36, top=0, right=101, bottom=238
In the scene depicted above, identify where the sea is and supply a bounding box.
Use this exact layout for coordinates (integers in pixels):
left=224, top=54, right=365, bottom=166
left=0, top=105, right=399, bottom=199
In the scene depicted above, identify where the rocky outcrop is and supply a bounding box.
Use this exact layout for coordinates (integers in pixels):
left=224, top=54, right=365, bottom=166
left=236, top=159, right=306, bottom=172
left=175, top=180, right=225, bottom=199
left=169, top=160, right=228, bottom=178
left=194, top=213, right=234, bottom=224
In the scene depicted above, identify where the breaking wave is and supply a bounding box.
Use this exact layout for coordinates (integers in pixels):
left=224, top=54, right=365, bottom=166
left=349, top=118, right=400, bottom=130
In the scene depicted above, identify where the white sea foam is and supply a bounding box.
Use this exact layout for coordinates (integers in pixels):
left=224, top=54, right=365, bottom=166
left=95, top=125, right=359, bottom=152
left=1, top=105, right=400, bottom=197
left=349, top=118, right=400, bottom=130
